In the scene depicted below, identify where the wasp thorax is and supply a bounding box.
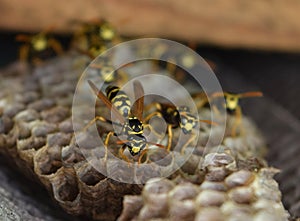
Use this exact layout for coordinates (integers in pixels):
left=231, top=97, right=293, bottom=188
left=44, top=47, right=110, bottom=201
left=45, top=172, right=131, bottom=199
left=178, top=106, right=198, bottom=134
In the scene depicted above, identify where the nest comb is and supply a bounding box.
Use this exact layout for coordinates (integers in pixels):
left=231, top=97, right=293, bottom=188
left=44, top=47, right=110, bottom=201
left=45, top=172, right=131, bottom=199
left=0, top=54, right=298, bottom=221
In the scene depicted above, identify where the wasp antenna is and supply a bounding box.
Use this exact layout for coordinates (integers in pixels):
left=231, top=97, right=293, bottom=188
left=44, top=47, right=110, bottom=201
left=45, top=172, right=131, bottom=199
left=240, top=91, right=263, bottom=98
left=199, top=119, right=218, bottom=126
left=192, top=91, right=207, bottom=98
left=210, top=91, right=225, bottom=98
left=146, top=141, right=166, bottom=149
left=90, top=63, right=104, bottom=69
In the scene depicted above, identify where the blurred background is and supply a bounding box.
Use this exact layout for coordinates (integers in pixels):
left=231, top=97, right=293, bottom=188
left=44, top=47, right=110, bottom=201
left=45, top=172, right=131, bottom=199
left=0, top=0, right=300, bottom=119
left=0, top=0, right=299, bottom=219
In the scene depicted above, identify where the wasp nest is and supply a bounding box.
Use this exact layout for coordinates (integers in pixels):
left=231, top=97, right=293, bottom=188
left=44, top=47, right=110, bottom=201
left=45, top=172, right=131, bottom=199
left=0, top=54, right=296, bottom=221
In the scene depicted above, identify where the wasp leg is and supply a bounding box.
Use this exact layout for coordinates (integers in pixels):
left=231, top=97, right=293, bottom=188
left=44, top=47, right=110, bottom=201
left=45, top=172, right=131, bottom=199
left=19, top=45, right=29, bottom=63
left=119, top=145, right=131, bottom=167
left=166, top=57, right=177, bottom=73
left=144, top=111, right=164, bottom=138
left=231, top=106, right=242, bottom=137
left=152, top=60, right=160, bottom=72
left=166, top=124, right=173, bottom=151
left=212, top=104, right=221, bottom=116
left=138, top=147, right=148, bottom=165
left=193, top=92, right=209, bottom=109
left=144, top=123, right=164, bottom=140
left=48, top=38, right=64, bottom=55
left=144, top=105, right=164, bottom=136
left=197, top=99, right=209, bottom=110
left=180, top=133, right=196, bottom=155
left=103, top=131, right=115, bottom=161
left=83, top=116, right=114, bottom=161
left=144, top=102, right=161, bottom=115
left=83, top=116, right=110, bottom=132
left=143, top=111, right=162, bottom=122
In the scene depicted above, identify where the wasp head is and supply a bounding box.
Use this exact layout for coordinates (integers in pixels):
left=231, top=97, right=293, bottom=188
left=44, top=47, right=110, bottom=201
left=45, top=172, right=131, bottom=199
left=225, top=93, right=240, bottom=112
left=178, top=106, right=198, bottom=134
left=128, top=117, right=143, bottom=134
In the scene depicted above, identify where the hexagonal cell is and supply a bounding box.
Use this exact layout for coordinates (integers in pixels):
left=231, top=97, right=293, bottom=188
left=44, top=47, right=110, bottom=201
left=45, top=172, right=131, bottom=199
left=56, top=179, right=79, bottom=202
left=61, top=145, right=85, bottom=165
left=79, top=166, right=106, bottom=186
left=27, top=98, right=56, bottom=112
left=46, top=132, right=72, bottom=147
left=41, top=106, right=70, bottom=123
left=31, top=122, right=57, bottom=137
left=0, top=116, right=13, bottom=134
left=14, top=109, right=40, bottom=122
left=17, top=136, right=46, bottom=151
left=34, top=146, right=62, bottom=175
left=51, top=168, right=80, bottom=203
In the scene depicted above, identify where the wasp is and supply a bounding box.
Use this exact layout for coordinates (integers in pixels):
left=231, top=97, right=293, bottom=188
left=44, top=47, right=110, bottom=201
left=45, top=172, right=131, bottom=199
left=71, top=19, right=121, bottom=59
left=193, top=91, right=263, bottom=136
left=144, top=102, right=216, bottom=154
left=84, top=79, right=165, bottom=164
left=138, top=41, right=216, bottom=84
left=87, top=61, right=129, bottom=85
left=16, top=29, right=63, bottom=65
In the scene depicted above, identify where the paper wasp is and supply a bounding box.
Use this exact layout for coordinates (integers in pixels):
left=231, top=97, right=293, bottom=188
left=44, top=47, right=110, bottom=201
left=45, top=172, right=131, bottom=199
left=136, top=41, right=216, bottom=83
left=71, top=19, right=121, bottom=59
left=193, top=91, right=263, bottom=136
left=87, top=61, right=128, bottom=85
left=84, top=79, right=166, bottom=164
left=144, top=102, right=216, bottom=154
left=16, top=29, right=63, bottom=65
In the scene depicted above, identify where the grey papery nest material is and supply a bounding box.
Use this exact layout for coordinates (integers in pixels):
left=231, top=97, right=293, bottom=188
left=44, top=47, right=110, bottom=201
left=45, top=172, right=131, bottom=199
left=0, top=55, right=294, bottom=221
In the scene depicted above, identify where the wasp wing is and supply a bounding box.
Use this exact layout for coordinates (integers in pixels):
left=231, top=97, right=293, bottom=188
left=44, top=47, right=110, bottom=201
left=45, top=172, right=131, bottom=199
left=131, top=80, right=144, bottom=121
left=240, top=91, right=263, bottom=98
left=87, top=80, right=125, bottom=124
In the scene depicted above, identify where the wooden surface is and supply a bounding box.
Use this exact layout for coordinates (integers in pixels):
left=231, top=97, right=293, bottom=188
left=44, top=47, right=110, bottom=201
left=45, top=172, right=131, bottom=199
left=1, top=0, right=300, bottom=51
left=0, top=156, right=78, bottom=221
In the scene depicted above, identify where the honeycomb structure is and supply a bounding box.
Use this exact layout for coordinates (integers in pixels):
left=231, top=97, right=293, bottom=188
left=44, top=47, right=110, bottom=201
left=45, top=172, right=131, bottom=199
left=0, top=55, right=293, bottom=220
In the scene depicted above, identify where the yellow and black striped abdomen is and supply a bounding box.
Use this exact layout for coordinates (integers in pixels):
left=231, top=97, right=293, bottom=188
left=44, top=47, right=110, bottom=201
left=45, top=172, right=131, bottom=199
left=106, top=85, right=131, bottom=117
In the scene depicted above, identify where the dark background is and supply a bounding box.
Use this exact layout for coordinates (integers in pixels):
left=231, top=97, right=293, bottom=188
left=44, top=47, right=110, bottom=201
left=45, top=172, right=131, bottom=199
left=1, top=31, right=299, bottom=120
